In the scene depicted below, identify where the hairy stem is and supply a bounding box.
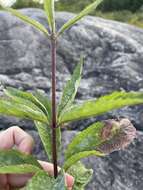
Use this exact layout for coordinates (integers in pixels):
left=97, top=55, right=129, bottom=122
left=51, top=35, right=58, bottom=178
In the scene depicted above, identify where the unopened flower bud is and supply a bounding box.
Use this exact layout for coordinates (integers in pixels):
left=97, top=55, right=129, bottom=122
left=98, top=118, right=137, bottom=154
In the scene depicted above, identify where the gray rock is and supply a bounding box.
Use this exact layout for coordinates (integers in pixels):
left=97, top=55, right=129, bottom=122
left=28, top=130, right=143, bottom=190
left=0, top=8, right=143, bottom=130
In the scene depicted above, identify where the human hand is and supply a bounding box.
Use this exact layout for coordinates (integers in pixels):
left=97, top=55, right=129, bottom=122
left=0, top=126, right=74, bottom=190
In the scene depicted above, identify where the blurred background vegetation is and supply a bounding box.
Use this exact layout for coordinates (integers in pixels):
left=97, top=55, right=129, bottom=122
left=13, top=0, right=143, bottom=28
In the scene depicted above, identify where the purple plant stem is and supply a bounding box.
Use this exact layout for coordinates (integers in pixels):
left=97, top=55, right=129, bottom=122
left=51, top=36, right=58, bottom=178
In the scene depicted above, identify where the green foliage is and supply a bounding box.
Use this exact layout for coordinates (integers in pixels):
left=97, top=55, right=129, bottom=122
left=56, top=0, right=143, bottom=29
left=26, top=171, right=66, bottom=190
left=34, top=90, right=52, bottom=122
left=5, top=87, right=50, bottom=121
left=65, top=122, right=105, bottom=159
left=58, top=0, right=103, bottom=35
left=11, top=0, right=143, bottom=29
left=67, top=161, right=93, bottom=190
left=3, top=7, right=49, bottom=36
left=95, top=10, right=134, bottom=22
left=44, top=0, right=55, bottom=32
left=0, top=98, right=47, bottom=123
left=0, top=149, right=41, bottom=167
left=13, top=0, right=42, bottom=9
left=63, top=122, right=106, bottom=170
left=56, top=0, right=96, bottom=13
left=64, top=150, right=104, bottom=171
left=56, top=0, right=143, bottom=13
left=35, top=121, right=61, bottom=162
left=128, top=12, right=143, bottom=28
left=94, top=10, right=143, bottom=29
left=100, top=0, right=143, bottom=12
left=35, top=121, right=53, bottom=161
left=58, top=57, right=83, bottom=118
left=13, top=0, right=143, bottom=13
left=59, top=91, right=143, bottom=124
left=0, top=149, right=42, bottom=174
left=0, top=164, right=41, bottom=174
left=52, top=171, right=67, bottom=190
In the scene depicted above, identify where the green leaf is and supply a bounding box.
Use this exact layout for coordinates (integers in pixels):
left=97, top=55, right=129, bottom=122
left=58, top=0, right=103, bottom=36
left=35, top=121, right=52, bottom=161
left=44, top=0, right=55, bottom=32
left=3, top=8, right=49, bottom=36
left=5, top=87, right=50, bottom=121
left=26, top=171, right=52, bottom=190
left=34, top=90, right=52, bottom=122
left=34, top=121, right=61, bottom=162
left=56, top=127, right=62, bottom=160
left=59, top=91, right=143, bottom=124
left=0, top=164, right=41, bottom=174
left=0, top=149, right=41, bottom=167
left=67, top=161, right=93, bottom=190
left=26, top=171, right=67, bottom=190
left=58, top=57, right=83, bottom=118
left=4, top=89, right=42, bottom=113
left=52, top=170, right=67, bottom=190
left=34, top=121, right=52, bottom=161
left=0, top=99, right=48, bottom=123
left=64, top=150, right=104, bottom=171
left=65, top=122, right=105, bottom=160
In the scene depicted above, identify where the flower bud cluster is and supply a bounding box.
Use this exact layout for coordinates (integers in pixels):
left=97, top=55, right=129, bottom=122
left=98, top=118, right=137, bottom=154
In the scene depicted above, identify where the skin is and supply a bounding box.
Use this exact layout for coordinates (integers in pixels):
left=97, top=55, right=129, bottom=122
left=0, top=126, right=74, bottom=190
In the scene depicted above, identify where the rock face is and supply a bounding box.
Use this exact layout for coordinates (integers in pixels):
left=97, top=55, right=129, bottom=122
left=0, top=8, right=143, bottom=130
left=30, top=130, right=143, bottom=190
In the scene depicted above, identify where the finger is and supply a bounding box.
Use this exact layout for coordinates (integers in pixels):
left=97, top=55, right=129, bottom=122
left=0, top=126, right=34, bottom=154
left=7, top=161, right=74, bottom=189
left=65, top=173, right=74, bottom=190
left=7, top=173, right=32, bottom=188
left=8, top=174, right=74, bottom=190
left=39, top=161, right=74, bottom=190
left=0, top=174, right=8, bottom=188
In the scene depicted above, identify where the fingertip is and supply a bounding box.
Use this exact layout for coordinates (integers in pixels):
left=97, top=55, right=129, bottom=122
left=18, top=135, right=34, bottom=154
left=11, top=126, right=34, bottom=154
left=38, top=161, right=74, bottom=189
left=0, top=126, right=35, bottom=154
left=65, top=173, right=74, bottom=190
